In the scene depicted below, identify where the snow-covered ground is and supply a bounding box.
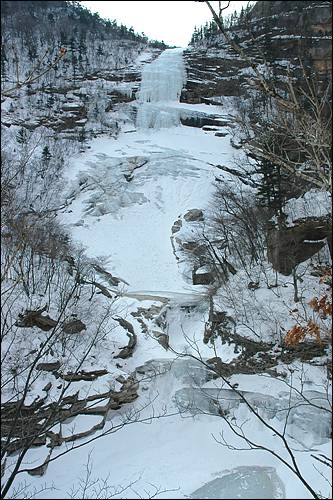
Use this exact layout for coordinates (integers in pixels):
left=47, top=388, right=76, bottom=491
left=60, top=124, right=235, bottom=293
left=5, top=48, right=331, bottom=500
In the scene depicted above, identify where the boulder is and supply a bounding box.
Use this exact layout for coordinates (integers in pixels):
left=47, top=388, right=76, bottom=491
left=16, top=307, right=57, bottom=331
left=171, top=219, right=182, bottom=233
left=59, top=369, right=108, bottom=381
left=184, top=209, right=204, bottom=222
left=153, top=331, right=169, bottom=350
left=192, top=267, right=215, bottom=285
left=36, top=361, right=61, bottom=372
left=62, top=319, right=86, bottom=334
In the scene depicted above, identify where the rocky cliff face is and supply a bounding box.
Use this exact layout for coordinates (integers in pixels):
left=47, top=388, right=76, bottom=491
left=1, top=1, right=163, bottom=139
left=267, top=216, right=332, bottom=275
left=181, top=0, right=332, bottom=277
left=181, top=1, right=332, bottom=105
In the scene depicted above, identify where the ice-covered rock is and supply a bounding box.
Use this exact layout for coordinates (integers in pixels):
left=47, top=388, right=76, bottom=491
left=175, top=386, right=332, bottom=448
left=190, top=466, right=285, bottom=499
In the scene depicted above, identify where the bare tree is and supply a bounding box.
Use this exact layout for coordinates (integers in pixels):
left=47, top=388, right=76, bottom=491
left=1, top=47, right=67, bottom=97
left=67, top=452, right=179, bottom=499
left=166, top=334, right=332, bottom=500
left=199, top=1, right=332, bottom=192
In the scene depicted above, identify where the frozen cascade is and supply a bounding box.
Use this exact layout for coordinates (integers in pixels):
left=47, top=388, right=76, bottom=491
left=136, top=48, right=186, bottom=129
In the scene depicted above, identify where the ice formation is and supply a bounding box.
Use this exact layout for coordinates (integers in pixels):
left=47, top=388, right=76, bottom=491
left=136, top=48, right=186, bottom=128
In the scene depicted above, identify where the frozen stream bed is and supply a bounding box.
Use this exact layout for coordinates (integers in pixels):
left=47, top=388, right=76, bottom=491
left=61, top=124, right=236, bottom=292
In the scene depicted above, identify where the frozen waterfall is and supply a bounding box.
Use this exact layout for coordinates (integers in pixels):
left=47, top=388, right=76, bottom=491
left=136, top=48, right=186, bottom=129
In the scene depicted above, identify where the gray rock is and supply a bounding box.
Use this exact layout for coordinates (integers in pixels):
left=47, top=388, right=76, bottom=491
left=16, top=307, right=57, bottom=331
left=192, top=268, right=214, bottom=285
left=153, top=331, right=169, bottom=350
left=59, top=369, right=108, bottom=381
left=36, top=361, right=61, bottom=372
left=171, top=219, right=182, bottom=233
left=215, top=131, right=228, bottom=137
left=267, top=215, right=331, bottom=275
left=42, top=382, right=52, bottom=392
left=62, top=319, right=86, bottom=334
left=184, top=209, right=204, bottom=222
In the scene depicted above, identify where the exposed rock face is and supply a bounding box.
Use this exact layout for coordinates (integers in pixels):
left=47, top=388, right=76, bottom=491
left=182, top=2, right=332, bottom=104
left=180, top=114, right=230, bottom=128
left=42, top=382, right=52, bottom=392
left=214, top=131, right=229, bottom=137
left=181, top=51, right=247, bottom=104
left=59, top=369, right=108, bottom=381
left=15, top=308, right=88, bottom=335
left=171, top=219, right=182, bottom=234
left=178, top=240, right=206, bottom=257
left=153, top=331, right=169, bottom=350
left=62, top=319, right=86, bottom=334
left=36, top=361, right=61, bottom=372
left=192, top=267, right=215, bottom=285
left=2, top=373, right=139, bottom=458
left=15, top=307, right=57, bottom=331
left=93, top=264, right=130, bottom=286
left=113, top=317, right=137, bottom=359
left=267, top=215, right=332, bottom=275
left=184, top=209, right=204, bottom=222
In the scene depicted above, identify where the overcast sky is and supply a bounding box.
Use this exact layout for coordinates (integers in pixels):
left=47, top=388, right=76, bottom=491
left=81, top=1, right=253, bottom=47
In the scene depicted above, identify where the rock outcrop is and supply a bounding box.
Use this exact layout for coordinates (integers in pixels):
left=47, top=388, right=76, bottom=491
left=182, top=2, right=332, bottom=105
left=15, top=307, right=57, bottom=331
left=62, top=319, right=86, bottom=334
left=113, top=317, right=137, bottom=359
left=192, top=267, right=215, bottom=285
left=267, top=215, right=332, bottom=275
left=184, top=209, right=204, bottom=222
left=1, top=373, right=139, bottom=459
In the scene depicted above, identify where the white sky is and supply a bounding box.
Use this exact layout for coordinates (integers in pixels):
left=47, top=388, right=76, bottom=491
left=81, top=1, right=254, bottom=47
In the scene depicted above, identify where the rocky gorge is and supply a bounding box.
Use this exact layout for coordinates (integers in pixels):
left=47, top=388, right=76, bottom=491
left=1, top=2, right=331, bottom=499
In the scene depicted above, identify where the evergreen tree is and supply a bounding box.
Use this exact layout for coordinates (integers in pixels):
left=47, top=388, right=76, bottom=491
left=256, top=159, right=283, bottom=215
left=41, top=145, right=52, bottom=164
left=239, top=6, right=244, bottom=26
left=28, top=42, right=37, bottom=62
left=46, top=94, right=55, bottom=108
left=60, top=30, right=68, bottom=46
left=191, top=26, right=198, bottom=44
left=16, top=127, right=28, bottom=145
